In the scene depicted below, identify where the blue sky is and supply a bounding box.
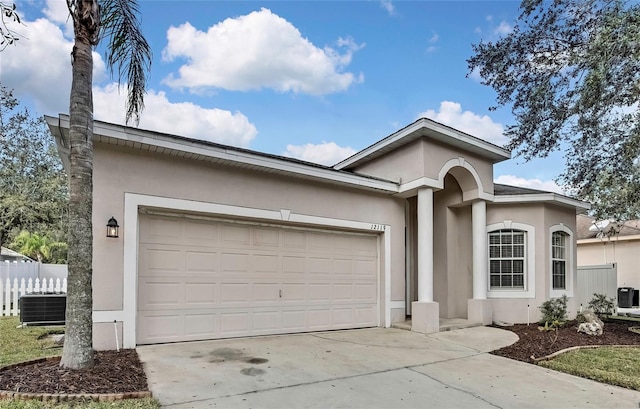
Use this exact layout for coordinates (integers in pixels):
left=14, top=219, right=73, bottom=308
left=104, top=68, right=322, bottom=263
left=2, top=0, right=566, bottom=192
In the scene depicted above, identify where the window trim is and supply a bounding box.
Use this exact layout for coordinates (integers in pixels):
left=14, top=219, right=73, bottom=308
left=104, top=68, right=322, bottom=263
left=487, top=221, right=536, bottom=299
left=549, top=224, right=574, bottom=298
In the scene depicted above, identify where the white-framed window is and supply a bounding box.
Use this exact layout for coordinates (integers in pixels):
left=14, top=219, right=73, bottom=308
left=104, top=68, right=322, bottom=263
left=489, top=229, right=526, bottom=289
left=549, top=224, right=574, bottom=297
left=551, top=231, right=567, bottom=290
left=487, top=221, right=536, bottom=299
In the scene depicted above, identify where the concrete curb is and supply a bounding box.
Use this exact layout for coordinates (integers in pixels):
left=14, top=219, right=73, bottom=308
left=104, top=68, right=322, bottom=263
left=0, top=356, right=153, bottom=403
left=532, top=344, right=640, bottom=363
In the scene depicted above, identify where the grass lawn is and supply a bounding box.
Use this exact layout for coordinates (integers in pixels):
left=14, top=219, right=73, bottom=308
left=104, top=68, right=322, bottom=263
left=539, top=346, right=640, bottom=391
left=0, top=317, right=160, bottom=409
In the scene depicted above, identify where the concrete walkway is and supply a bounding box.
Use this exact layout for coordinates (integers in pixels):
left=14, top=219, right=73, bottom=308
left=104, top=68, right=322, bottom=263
left=137, top=326, right=640, bottom=408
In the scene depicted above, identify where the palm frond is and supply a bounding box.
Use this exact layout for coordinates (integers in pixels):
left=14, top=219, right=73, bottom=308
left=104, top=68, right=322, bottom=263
left=99, top=0, right=152, bottom=125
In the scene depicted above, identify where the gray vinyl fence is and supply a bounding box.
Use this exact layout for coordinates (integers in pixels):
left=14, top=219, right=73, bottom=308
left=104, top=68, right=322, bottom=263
left=576, top=263, right=617, bottom=308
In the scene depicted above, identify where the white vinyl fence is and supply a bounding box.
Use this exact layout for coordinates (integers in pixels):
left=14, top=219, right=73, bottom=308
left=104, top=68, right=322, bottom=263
left=1, top=260, right=68, bottom=282
left=0, top=277, right=68, bottom=317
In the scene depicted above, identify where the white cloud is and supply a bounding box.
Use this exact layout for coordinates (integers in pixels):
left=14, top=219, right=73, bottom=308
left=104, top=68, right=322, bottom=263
left=426, top=31, right=439, bottom=53
left=468, top=66, right=482, bottom=81
left=494, top=21, right=513, bottom=36
left=93, top=84, right=257, bottom=147
left=162, top=8, right=364, bottom=95
left=42, top=0, right=73, bottom=38
left=1, top=8, right=257, bottom=148
left=0, top=16, right=103, bottom=114
left=418, top=101, right=507, bottom=146
left=380, top=1, right=395, bottom=16
left=283, top=141, right=357, bottom=166
left=494, top=175, right=564, bottom=194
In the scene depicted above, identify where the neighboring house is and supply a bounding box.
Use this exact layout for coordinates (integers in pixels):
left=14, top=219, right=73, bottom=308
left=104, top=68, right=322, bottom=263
left=46, top=115, right=589, bottom=350
left=576, top=214, right=640, bottom=290
left=0, top=247, right=33, bottom=262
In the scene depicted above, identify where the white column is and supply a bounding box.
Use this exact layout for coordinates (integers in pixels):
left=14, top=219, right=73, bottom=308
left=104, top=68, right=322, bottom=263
left=417, top=187, right=434, bottom=302
left=472, top=200, right=487, bottom=299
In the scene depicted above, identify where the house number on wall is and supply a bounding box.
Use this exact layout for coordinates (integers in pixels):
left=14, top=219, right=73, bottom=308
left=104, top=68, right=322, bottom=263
left=370, top=224, right=385, bottom=231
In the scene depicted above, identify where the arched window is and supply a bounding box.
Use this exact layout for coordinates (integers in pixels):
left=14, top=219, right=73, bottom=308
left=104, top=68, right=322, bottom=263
left=549, top=224, right=574, bottom=297
left=552, top=231, right=568, bottom=290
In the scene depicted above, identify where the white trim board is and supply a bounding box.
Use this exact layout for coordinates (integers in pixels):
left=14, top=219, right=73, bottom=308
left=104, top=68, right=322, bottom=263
left=120, top=193, right=392, bottom=348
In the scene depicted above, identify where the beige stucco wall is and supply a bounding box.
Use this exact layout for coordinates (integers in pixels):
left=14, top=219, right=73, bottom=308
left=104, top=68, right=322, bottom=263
left=91, top=142, right=407, bottom=321
left=486, top=204, right=578, bottom=324
left=352, top=139, right=424, bottom=183
left=578, top=239, right=640, bottom=289
left=351, top=139, right=494, bottom=197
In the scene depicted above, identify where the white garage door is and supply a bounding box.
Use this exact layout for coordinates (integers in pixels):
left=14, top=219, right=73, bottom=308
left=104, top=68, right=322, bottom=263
left=137, top=214, right=379, bottom=344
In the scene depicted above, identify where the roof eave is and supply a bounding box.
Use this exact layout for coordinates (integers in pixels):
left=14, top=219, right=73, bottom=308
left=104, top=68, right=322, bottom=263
left=45, top=114, right=400, bottom=194
left=493, top=193, right=591, bottom=214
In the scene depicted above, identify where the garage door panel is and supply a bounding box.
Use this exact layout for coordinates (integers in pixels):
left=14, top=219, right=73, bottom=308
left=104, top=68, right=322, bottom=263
left=309, top=257, right=331, bottom=275
left=221, top=224, right=251, bottom=246
left=254, top=228, right=279, bottom=247
left=333, top=308, right=354, bottom=325
left=140, top=217, right=182, bottom=244
left=183, top=221, right=218, bottom=245
left=221, top=252, right=251, bottom=273
left=355, top=283, right=377, bottom=301
left=308, top=283, right=331, bottom=301
left=220, top=312, right=250, bottom=334
left=252, top=311, right=280, bottom=331
left=185, top=313, right=217, bottom=336
left=254, top=254, right=279, bottom=273
left=333, top=284, right=354, bottom=301
left=137, top=214, right=379, bottom=344
left=282, top=310, right=306, bottom=329
left=145, top=248, right=183, bottom=271
left=220, top=283, right=250, bottom=304
left=185, top=283, right=217, bottom=304
left=282, top=256, right=306, bottom=275
left=334, top=259, right=353, bottom=275
left=252, top=283, right=280, bottom=302
left=281, top=283, right=306, bottom=301
left=282, top=230, right=306, bottom=249
left=140, top=314, right=183, bottom=341
left=143, top=281, right=182, bottom=306
left=185, top=251, right=219, bottom=272
left=308, top=309, right=331, bottom=328
left=355, top=259, right=376, bottom=277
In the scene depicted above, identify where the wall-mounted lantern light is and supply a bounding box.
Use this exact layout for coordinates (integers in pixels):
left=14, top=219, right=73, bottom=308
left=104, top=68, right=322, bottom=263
left=106, top=217, right=119, bottom=238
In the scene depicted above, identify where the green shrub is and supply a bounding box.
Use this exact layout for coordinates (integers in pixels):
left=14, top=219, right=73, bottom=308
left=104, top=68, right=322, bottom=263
left=588, top=293, right=616, bottom=317
left=539, top=295, right=568, bottom=326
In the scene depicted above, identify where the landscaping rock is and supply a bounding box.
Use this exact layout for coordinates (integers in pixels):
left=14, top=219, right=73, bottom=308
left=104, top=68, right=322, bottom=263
left=577, top=309, right=604, bottom=336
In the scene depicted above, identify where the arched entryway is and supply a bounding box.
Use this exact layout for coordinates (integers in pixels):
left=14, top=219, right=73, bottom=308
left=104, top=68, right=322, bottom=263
left=407, top=161, right=490, bottom=328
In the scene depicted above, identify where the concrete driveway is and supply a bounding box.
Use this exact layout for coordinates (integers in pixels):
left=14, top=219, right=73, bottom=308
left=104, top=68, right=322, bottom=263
left=137, top=327, right=640, bottom=408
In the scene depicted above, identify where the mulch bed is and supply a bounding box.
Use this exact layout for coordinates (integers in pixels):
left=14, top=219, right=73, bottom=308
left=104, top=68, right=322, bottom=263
left=492, top=319, right=640, bottom=363
left=0, top=350, right=149, bottom=395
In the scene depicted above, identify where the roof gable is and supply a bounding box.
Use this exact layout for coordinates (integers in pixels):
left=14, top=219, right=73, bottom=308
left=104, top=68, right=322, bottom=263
left=334, top=118, right=511, bottom=170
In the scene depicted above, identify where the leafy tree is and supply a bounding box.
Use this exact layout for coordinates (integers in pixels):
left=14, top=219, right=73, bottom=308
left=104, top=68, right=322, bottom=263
left=0, top=86, right=69, bottom=252
left=10, top=230, right=68, bottom=264
left=59, top=0, right=151, bottom=369
left=468, top=0, right=640, bottom=220
left=0, top=2, right=20, bottom=50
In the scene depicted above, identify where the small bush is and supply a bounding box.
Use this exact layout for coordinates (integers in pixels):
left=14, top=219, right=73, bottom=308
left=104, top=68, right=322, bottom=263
left=588, top=293, right=616, bottom=317
left=539, top=295, right=568, bottom=326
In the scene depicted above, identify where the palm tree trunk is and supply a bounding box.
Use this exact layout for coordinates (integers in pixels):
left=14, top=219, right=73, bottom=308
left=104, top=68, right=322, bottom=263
left=60, top=3, right=97, bottom=368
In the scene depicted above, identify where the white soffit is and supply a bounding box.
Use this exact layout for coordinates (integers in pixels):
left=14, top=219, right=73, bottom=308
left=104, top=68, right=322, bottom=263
left=45, top=115, right=398, bottom=194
